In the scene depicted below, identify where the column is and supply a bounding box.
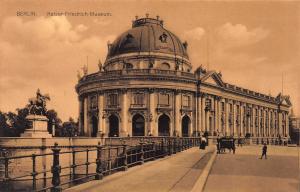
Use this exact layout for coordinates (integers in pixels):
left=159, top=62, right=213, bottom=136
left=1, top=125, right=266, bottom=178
left=278, top=111, right=283, bottom=137
left=149, top=89, right=156, bottom=136
left=240, top=103, right=244, bottom=136
left=285, top=112, right=289, bottom=137
left=218, top=99, right=222, bottom=135
left=257, top=107, right=261, bottom=137
left=267, top=109, right=271, bottom=137
left=197, top=92, right=201, bottom=136
left=275, top=111, right=278, bottom=137
left=262, top=108, right=265, bottom=137
left=214, top=97, right=218, bottom=134
left=201, top=95, right=205, bottom=133
left=233, top=101, right=237, bottom=136
left=271, top=109, right=275, bottom=137
left=97, top=93, right=104, bottom=136
left=78, top=98, right=83, bottom=135
left=252, top=106, right=256, bottom=136
left=121, top=89, right=128, bottom=136
left=175, top=91, right=181, bottom=136
left=225, top=100, right=229, bottom=136
left=247, top=105, right=251, bottom=134
left=83, top=97, right=88, bottom=136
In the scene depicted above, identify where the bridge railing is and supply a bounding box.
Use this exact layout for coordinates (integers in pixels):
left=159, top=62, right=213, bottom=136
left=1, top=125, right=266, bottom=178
left=0, top=137, right=200, bottom=192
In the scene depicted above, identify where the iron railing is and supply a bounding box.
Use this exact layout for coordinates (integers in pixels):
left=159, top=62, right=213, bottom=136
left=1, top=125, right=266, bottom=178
left=0, top=137, right=200, bottom=192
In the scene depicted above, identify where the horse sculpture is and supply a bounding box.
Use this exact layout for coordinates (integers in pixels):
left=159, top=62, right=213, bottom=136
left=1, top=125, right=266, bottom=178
left=27, top=89, right=50, bottom=115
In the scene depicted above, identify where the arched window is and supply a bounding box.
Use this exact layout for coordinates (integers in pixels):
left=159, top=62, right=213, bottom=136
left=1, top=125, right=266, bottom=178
left=109, top=114, right=119, bottom=137
left=161, top=62, right=170, bottom=70
left=158, top=114, right=170, bottom=136
left=182, top=115, right=190, bottom=137
left=132, top=114, right=145, bottom=136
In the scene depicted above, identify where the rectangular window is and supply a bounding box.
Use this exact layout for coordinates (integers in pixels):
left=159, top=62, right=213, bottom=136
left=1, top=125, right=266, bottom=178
left=182, top=95, right=190, bottom=107
left=205, top=99, right=212, bottom=110
left=221, top=102, right=225, bottom=112
left=133, top=93, right=144, bottom=105
left=159, top=93, right=169, bottom=106
left=229, top=104, right=233, bottom=112
left=90, top=96, right=98, bottom=109
left=108, top=94, right=118, bottom=106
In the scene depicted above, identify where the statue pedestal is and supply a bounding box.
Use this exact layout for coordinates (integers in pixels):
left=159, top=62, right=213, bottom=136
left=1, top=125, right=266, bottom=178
left=21, top=115, right=52, bottom=138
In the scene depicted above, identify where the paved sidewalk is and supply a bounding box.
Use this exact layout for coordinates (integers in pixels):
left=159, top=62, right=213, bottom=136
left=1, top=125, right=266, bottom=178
left=67, top=147, right=215, bottom=192
left=204, top=146, right=300, bottom=192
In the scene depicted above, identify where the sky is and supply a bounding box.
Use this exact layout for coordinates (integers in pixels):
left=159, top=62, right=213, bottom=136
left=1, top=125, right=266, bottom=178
left=0, top=0, right=299, bottom=121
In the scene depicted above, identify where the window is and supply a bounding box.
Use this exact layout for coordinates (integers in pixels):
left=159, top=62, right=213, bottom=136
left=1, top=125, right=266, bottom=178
left=161, top=62, right=170, bottom=70
left=182, top=95, right=190, bottom=107
left=90, top=96, right=98, bottom=109
left=133, top=93, right=144, bottom=105
left=229, top=104, right=233, bottom=112
left=159, top=93, right=169, bottom=106
left=205, top=99, right=212, bottom=110
left=221, top=102, right=225, bottom=112
left=108, top=94, right=118, bottom=106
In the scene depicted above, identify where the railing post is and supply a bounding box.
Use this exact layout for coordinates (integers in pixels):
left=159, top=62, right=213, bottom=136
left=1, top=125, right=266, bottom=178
left=51, top=142, right=61, bottom=192
left=173, top=138, right=177, bottom=154
left=96, top=142, right=103, bottom=180
left=123, top=144, right=128, bottom=171
left=152, top=141, right=156, bottom=160
left=3, top=151, right=10, bottom=191
left=71, top=147, right=76, bottom=181
left=108, top=146, right=112, bottom=174
left=140, top=142, right=144, bottom=164
left=31, top=154, right=37, bottom=191
left=168, top=138, right=171, bottom=155
left=85, top=149, right=90, bottom=176
left=161, top=139, right=165, bottom=157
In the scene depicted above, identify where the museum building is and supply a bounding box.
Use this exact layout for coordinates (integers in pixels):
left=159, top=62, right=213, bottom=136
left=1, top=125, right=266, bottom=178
left=76, top=16, right=291, bottom=139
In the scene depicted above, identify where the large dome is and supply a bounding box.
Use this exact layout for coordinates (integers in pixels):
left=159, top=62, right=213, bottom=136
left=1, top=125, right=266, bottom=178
left=106, top=17, right=189, bottom=60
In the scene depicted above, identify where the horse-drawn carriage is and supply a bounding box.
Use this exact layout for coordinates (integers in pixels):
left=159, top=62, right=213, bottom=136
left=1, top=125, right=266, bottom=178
left=217, top=137, right=236, bottom=154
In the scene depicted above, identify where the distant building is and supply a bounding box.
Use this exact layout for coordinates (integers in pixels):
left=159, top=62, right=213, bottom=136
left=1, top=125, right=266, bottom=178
left=76, top=16, right=292, bottom=139
left=289, top=109, right=300, bottom=144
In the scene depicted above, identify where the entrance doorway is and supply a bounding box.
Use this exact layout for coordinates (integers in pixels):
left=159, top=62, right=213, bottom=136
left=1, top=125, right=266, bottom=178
left=132, top=114, right=145, bottom=136
left=158, top=114, right=170, bottom=136
left=109, top=114, right=119, bottom=137
left=182, top=115, right=190, bottom=137
left=91, top=116, right=98, bottom=137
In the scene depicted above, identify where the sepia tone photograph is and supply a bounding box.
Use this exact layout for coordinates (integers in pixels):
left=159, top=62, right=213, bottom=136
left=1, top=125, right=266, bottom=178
left=0, top=0, right=299, bottom=191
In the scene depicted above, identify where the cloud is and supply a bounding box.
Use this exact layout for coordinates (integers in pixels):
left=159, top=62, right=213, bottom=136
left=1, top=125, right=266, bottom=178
left=183, top=27, right=205, bottom=40
left=93, top=18, right=111, bottom=26
left=216, top=22, right=269, bottom=49
left=0, top=16, right=115, bottom=120
left=76, top=24, right=88, bottom=32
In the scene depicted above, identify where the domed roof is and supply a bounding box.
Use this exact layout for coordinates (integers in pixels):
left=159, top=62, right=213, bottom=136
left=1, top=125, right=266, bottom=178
left=106, top=16, right=189, bottom=60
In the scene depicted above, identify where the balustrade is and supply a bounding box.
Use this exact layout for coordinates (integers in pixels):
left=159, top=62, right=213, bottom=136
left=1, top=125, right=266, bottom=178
left=0, top=137, right=199, bottom=191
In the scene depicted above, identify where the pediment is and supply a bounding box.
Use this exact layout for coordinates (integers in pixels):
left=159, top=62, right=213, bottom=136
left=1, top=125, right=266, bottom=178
left=281, top=99, right=288, bottom=105
left=204, top=76, right=219, bottom=86
left=201, top=72, right=224, bottom=87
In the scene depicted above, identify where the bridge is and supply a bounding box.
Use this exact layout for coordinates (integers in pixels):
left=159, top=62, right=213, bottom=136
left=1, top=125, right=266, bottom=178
left=0, top=137, right=213, bottom=192
left=0, top=137, right=298, bottom=192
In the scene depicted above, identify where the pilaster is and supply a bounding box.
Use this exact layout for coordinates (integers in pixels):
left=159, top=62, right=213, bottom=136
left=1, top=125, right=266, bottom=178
left=83, top=97, right=88, bottom=136
left=175, top=90, right=181, bottom=136
left=121, top=89, right=128, bottom=136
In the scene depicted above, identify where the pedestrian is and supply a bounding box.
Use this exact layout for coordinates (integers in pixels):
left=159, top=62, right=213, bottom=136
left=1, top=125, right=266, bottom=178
left=260, top=143, right=267, bottom=159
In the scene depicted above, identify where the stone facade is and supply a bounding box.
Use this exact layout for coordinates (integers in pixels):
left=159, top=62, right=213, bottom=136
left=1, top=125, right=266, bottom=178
left=76, top=16, right=291, bottom=139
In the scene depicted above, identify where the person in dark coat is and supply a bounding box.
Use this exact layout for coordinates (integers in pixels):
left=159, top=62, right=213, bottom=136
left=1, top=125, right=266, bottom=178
left=260, top=143, right=267, bottom=159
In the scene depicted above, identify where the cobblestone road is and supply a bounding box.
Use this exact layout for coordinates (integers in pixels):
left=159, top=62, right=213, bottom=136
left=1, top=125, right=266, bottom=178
left=204, top=146, right=300, bottom=192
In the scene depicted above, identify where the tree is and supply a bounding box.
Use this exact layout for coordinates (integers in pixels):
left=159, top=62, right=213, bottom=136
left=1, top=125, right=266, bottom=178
left=5, top=108, right=30, bottom=136
left=60, top=117, right=78, bottom=137
left=0, top=111, right=17, bottom=136
left=45, top=109, right=62, bottom=135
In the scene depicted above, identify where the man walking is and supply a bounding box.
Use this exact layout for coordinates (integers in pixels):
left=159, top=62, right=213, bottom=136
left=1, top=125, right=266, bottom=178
left=260, top=143, right=267, bottom=159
